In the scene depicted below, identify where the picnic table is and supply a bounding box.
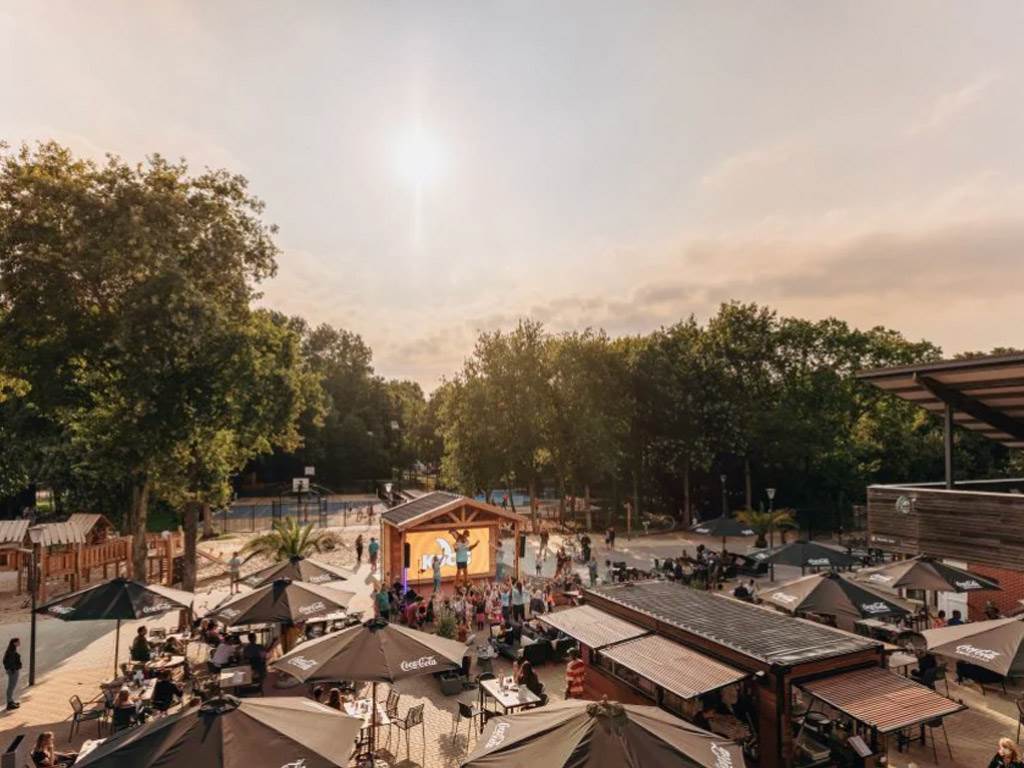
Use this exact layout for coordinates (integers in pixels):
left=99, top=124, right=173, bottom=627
left=218, top=665, right=253, bottom=690
left=479, top=677, right=540, bottom=730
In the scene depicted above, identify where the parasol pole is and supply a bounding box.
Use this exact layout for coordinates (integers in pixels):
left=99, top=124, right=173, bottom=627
left=114, top=619, right=121, bottom=678
left=369, top=680, right=378, bottom=763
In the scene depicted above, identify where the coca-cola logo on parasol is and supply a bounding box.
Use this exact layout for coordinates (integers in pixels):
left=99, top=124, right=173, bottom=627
left=710, top=742, right=734, bottom=768
left=867, top=573, right=893, bottom=584
left=220, top=608, right=241, bottom=618
left=142, top=602, right=173, bottom=614
left=806, top=558, right=831, bottom=566
left=485, top=722, right=511, bottom=750
left=399, top=655, right=438, bottom=672
left=48, top=605, right=74, bottom=615
left=859, top=602, right=891, bottom=615
left=286, top=655, right=318, bottom=671
left=280, top=760, right=306, bottom=768
left=297, top=601, right=327, bottom=616
left=770, top=592, right=799, bottom=606
left=695, top=528, right=710, bottom=534
left=308, top=575, right=333, bottom=584
left=954, top=579, right=982, bottom=590
left=955, top=644, right=1002, bottom=662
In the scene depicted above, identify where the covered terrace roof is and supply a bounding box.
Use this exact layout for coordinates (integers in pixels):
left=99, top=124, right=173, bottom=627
left=858, top=352, right=1024, bottom=450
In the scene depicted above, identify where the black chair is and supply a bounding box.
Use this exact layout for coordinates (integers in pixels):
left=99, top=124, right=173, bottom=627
left=392, top=703, right=425, bottom=760
left=69, top=695, right=106, bottom=740
left=924, top=718, right=953, bottom=762
left=110, top=705, right=139, bottom=734
left=453, top=700, right=484, bottom=742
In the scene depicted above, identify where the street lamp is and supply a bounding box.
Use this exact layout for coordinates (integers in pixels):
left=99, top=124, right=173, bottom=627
left=766, top=488, right=777, bottom=582
left=720, top=474, right=728, bottom=518
left=27, top=524, right=45, bottom=686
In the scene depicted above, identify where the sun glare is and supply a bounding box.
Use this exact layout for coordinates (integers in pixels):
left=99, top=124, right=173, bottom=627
left=394, top=125, right=445, bottom=189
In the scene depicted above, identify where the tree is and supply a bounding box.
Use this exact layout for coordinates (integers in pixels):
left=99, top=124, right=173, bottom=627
left=545, top=330, right=627, bottom=529
left=0, top=142, right=278, bottom=577
left=241, top=517, right=327, bottom=562
left=737, top=508, right=797, bottom=549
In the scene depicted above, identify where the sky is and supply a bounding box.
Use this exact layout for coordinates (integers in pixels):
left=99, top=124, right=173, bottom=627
left=3, top=1, right=1023, bottom=388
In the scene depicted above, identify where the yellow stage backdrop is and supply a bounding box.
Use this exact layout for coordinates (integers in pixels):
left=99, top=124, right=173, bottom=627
left=406, top=527, right=492, bottom=582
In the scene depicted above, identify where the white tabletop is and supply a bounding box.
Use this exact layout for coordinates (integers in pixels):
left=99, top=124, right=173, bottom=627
left=344, top=698, right=390, bottom=727
left=218, top=666, right=253, bottom=688
left=480, top=678, right=540, bottom=711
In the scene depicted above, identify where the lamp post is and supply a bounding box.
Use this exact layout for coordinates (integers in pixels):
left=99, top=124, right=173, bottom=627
left=720, top=474, right=728, bottom=518
left=27, top=524, right=45, bottom=686
left=766, top=488, right=776, bottom=582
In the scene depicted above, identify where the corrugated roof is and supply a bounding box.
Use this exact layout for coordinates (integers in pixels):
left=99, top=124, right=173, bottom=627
left=380, top=491, right=527, bottom=529
left=0, top=520, right=29, bottom=545
left=36, top=522, right=86, bottom=547
left=66, top=513, right=114, bottom=534
left=381, top=491, right=465, bottom=527
left=537, top=604, right=648, bottom=649
left=799, top=666, right=965, bottom=733
left=601, top=634, right=747, bottom=699
left=858, top=352, right=1024, bottom=450
left=587, top=581, right=880, bottom=667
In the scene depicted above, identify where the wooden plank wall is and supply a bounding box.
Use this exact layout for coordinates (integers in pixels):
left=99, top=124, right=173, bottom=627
left=868, top=485, right=1024, bottom=569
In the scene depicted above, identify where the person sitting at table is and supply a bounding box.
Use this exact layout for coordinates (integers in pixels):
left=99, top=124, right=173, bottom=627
left=312, top=684, right=326, bottom=703
left=203, top=620, right=223, bottom=646
left=732, top=582, right=750, bottom=600
left=931, top=609, right=948, bottom=628
left=31, top=731, right=75, bottom=767
left=210, top=636, right=237, bottom=671
left=909, top=651, right=938, bottom=686
left=152, top=670, right=183, bottom=714
left=516, top=660, right=544, bottom=698
left=985, top=600, right=1002, bottom=620
left=162, top=634, right=184, bottom=655
left=130, top=626, right=152, bottom=664
left=989, top=737, right=1024, bottom=768
left=494, top=622, right=523, bottom=660
left=111, top=688, right=143, bottom=731
left=241, top=633, right=267, bottom=680
left=326, top=687, right=344, bottom=710
left=947, top=609, right=964, bottom=626
left=691, top=700, right=716, bottom=732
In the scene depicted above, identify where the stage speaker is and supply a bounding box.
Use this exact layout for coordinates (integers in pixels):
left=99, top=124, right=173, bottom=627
left=518, top=533, right=527, bottom=558
left=403, top=542, right=411, bottom=568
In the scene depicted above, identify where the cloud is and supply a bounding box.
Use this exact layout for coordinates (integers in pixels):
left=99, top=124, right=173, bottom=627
left=907, top=72, right=999, bottom=137
left=370, top=213, right=1024, bottom=390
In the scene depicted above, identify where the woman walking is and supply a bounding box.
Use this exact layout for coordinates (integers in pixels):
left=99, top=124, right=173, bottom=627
left=3, top=637, right=21, bottom=710
left=354, top=534, right=364, bottom=566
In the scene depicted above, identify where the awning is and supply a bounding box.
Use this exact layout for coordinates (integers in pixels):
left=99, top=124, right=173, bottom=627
left=799, top=666, right=964, bottom=733
left=538, top=605, right=648, bottom=649
left=601, top=634, right=747, bottom=699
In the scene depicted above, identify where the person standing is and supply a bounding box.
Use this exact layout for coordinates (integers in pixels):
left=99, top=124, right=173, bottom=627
left=448, top=529, right=479, bottom=589
left=4, top=638, right=21, bottom=710
left=374, top=584, right=390, bottom=620
left=495, top=540, right=505, bottom=580
left=130, top=626, right=152, bottom=663
left=564, top=649, right=586, bottom=699
left=355, top=534, right=364, bottom=566
left=431, top=554, right=443, bottom=593
left=511, top=581, right=526, bottom=622
left=228, top=551, right=242, bottom=595
left=607, top=526, right=616, bottom=550
left=539, top=527, right=550, bottom=561
left=368, top=537, right=380, bottom=571
left=587, top=556, right=598, bottom=587
left=500, top=582, right=512, bottom=626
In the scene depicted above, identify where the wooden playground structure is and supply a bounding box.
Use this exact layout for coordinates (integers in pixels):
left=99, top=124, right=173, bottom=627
left=0, top=519, right=185, bottom=601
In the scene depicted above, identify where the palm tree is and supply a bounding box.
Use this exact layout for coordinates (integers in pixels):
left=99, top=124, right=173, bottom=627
left=737, top=508, right=797, bottom=549
left=241, top=517, right=327, bottom=563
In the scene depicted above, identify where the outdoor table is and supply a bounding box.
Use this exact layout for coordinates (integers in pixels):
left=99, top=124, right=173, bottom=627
left=344, top=698, right=391, bottom=764
left=146, top=655, right=185, bottom=673
left=218, top=665, right=253, bottom=690
left=479, top=678, right=540, bottom=730
left=888, top=651, right=917, bottom=675
left=76, top=738, right=106, bottom=763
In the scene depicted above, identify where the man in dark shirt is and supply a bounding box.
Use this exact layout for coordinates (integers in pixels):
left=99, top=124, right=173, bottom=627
left=152, top=671, right=182, bottom=713
left=130, top=627, right=152, bottom=663
left=241, top=633, right=267, bottom=679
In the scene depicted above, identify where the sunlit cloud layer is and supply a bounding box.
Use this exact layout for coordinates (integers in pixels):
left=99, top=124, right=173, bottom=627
left=2, top=1, right=1022, bottom=388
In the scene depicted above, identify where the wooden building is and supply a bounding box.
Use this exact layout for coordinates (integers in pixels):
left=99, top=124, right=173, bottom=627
left=859, top=353, right=1024, bottom=617
left=575, top=581, right=961, bottom=768
left=379, top=491, right=527, bottom=588
left=66, top=513, right=117, bottom=544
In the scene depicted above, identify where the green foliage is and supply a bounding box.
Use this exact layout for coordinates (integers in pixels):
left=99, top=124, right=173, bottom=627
left=435, top=607, right=458, bottom=639
left=240, top=517, right=326, bottom=562
left=737, top=508, right=797, bottom=547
